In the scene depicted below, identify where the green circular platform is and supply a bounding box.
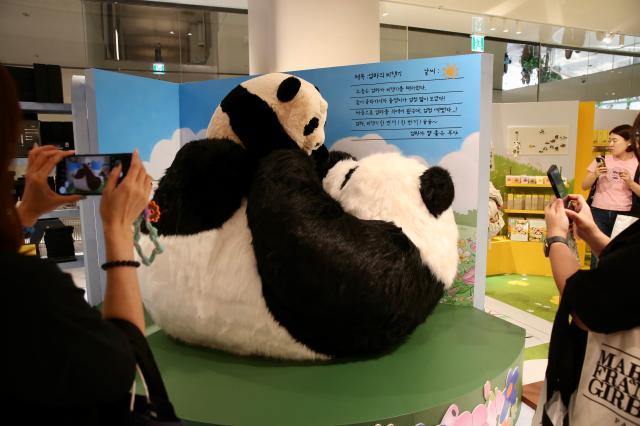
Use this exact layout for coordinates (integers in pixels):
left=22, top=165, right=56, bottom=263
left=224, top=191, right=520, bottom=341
left=148, top=304, right=525, bottom=426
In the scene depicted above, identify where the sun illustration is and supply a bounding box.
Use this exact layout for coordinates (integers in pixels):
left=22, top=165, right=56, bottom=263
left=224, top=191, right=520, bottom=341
left=442, top=64, right=459, bottom=79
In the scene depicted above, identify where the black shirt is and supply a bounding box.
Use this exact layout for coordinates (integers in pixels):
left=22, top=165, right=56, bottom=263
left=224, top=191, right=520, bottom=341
left=546, top=219, right=640, bottom=406
left=0, top=251, right=137, bottom=424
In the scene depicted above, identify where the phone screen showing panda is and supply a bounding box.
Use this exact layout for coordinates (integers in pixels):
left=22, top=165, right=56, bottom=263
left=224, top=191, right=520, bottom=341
left=55, top=153, right=131, bottom=195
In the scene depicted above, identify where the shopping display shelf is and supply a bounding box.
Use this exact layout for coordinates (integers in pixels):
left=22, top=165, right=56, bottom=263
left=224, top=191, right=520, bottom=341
left=147, top=304, right=525, bottom=426
left=503, top=209, right=545, bottom=215
left=19, top=101, right=72, bottom=114
left=505, top=183, right=551, bottom=188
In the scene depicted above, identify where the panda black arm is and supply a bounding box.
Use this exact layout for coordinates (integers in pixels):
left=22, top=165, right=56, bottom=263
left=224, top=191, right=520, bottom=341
left=152, top=138, right=254, bottom=236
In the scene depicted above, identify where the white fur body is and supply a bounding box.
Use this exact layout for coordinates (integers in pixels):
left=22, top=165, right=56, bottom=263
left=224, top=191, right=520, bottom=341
left=323, top=152, right=459, bottom=287
left=138, top=200, right=328, bottom=360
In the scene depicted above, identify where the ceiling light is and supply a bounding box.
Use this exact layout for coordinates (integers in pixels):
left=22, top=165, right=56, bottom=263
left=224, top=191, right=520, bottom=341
left=515, top=21, right=523, bottom=35
left=169, top=30, right=175, bottom=35
left=187, top=32, right=192, bottom=36
left=380, top=4, right=389, bottom=18
left=489, top=17, right=496, bottom=31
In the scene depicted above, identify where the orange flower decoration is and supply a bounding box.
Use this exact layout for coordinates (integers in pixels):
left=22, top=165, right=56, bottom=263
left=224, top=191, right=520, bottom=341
left=148, top=200, right=161, bottom=223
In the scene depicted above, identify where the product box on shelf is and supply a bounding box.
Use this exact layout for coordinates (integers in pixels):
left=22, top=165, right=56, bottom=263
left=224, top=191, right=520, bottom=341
left=528, top=219, right=546, bottom=242
left=506, top=193, right=514, bottom=209
left=524, top=194, right=533, bottom=210
left=506, top=175, right=521, bottom=185
left=514, top=193, right=524, bottom=210
left=535, top=176, right=545, bottom=185
left=508, top=217, right=529, bottom=241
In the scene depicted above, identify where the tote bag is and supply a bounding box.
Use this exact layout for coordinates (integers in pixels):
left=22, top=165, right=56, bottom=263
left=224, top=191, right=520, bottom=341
left=570, top=328, right=640, bottom=425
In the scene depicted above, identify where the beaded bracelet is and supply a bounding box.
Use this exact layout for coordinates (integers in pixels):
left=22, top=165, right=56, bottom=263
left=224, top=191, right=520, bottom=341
left=101, top=260, right=141, bottom=270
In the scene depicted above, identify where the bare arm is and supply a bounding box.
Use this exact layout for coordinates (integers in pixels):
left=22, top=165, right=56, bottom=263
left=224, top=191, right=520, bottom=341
left=100, top=150, right=152, bottom=332
left=621, top=169, right=640, bottom=197
left=544, top=199, right=588, bottom=329
left=581, top=164, right=606, bottom=191
left=581, top=171, right=597, bottom=191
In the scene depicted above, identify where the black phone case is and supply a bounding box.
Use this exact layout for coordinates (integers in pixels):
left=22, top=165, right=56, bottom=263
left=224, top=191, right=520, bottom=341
left=55, top=154, right=132, bottom=195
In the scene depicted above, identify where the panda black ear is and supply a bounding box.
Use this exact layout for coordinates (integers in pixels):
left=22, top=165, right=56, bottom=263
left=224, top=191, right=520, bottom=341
left=419, top=166, right=454, bottom=218
left=277, top=76, right=302, bottom=102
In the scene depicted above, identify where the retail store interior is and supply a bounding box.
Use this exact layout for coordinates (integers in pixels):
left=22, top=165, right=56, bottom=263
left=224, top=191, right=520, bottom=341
left=3, top=1, right=639, bottom=425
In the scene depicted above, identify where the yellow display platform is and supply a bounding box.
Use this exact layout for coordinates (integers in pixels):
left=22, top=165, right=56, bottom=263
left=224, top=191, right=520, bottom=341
left=487, top=238, right=587, bottom=276
left=487, top=239, right=551, bottom=276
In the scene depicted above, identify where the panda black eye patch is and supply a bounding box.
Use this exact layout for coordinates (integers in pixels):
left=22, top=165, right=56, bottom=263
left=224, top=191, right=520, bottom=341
left=303, top=117, right=319, bottom=136
left=340, top=166, right=358, bottom=190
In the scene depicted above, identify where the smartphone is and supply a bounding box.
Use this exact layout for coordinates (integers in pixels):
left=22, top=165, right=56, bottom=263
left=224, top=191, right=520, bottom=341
left=595, top=156, right=606, bottom=167
left=55, top=153, right=132, bottom=195
left=547, top=164, right=572, bottom=209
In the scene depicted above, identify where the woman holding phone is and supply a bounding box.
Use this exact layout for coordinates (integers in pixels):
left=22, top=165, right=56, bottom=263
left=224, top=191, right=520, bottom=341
left=580, top=124, right=639, bottom=267
left=0, top=64, right=162, bottom=424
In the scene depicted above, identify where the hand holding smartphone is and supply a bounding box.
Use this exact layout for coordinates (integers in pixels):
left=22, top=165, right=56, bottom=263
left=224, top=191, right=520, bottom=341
left=595, top=156, right=607, bottom=176
left=55, top=153, right=132, bottom=195
left=547, top=164, right=575, bottom=211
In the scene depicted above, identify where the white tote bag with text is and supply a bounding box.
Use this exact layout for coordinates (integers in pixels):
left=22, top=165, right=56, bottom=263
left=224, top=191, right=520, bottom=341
left=570, top=328, right=640, bottom=425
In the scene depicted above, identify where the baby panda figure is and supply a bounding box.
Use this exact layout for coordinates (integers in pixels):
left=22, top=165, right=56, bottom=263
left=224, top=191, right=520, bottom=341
left=151, top=72, right=329, bottom=237
left=247, top=150, right=459, bottom=358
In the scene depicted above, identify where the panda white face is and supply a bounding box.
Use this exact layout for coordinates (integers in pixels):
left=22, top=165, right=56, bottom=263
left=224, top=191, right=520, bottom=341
left=207, top=73, right=328, bottom=155
left=323, top=152, right=459, bottom=287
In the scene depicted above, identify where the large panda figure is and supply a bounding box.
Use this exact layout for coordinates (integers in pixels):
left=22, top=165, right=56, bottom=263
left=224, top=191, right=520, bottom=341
left=140, top=147, right=458, bottom=360
left=247, top=150, right=459, bottom=358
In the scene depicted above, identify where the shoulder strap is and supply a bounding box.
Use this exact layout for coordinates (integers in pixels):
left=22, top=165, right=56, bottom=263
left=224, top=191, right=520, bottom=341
left=109, top=319, right=180, bottom=421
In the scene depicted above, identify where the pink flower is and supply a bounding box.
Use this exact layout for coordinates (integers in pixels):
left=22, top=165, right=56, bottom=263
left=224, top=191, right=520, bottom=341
left=462, top=267, right=475, bottom=285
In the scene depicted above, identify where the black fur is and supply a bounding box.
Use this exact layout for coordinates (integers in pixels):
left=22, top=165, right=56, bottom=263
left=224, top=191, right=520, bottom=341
left=340, top=166, right=358, bottom=190
left=303, top=117, right=319, bottom=136
left=276, top=76, right=301, bottom=102
left=420, top=166, right=455, bottom=218
left=151, top=138, right=254, bottom=236
left=247, top=150, right=444, bottom=358
left=220, top=85, right=299, bottom=159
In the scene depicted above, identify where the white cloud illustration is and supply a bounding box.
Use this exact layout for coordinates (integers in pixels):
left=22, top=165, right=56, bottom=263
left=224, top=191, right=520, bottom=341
left=143, top=128, right=206, bottom=180
left=331, top=134, right=401, bottom=159
left=438, top=132, right=480, bottom=214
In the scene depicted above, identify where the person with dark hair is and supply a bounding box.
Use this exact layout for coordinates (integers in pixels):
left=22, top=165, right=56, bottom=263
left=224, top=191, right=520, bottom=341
left=580, top=124, right=639, bottom=267
left=0, top=64, right=156, bottom=424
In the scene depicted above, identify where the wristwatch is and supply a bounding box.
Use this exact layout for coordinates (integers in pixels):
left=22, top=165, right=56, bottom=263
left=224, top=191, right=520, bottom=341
left=544, top=236, right=568, bottom=257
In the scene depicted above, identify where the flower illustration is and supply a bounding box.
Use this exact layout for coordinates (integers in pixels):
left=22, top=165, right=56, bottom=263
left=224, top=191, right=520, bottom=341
left=462, top=267, right=475, bottom=285
left=504, top=367, right=519, bottom=405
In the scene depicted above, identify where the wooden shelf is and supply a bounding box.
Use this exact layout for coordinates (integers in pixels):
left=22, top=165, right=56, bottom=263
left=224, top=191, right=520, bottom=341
left=503, top=209, right=545, bottom=215
left=505, top=183, right=551, bottom=188
left=20, top=101, right=72, bottom=114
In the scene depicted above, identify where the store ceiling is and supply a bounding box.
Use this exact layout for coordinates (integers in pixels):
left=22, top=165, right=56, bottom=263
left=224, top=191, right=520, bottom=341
left=386, top=0, right=640, bottom=36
